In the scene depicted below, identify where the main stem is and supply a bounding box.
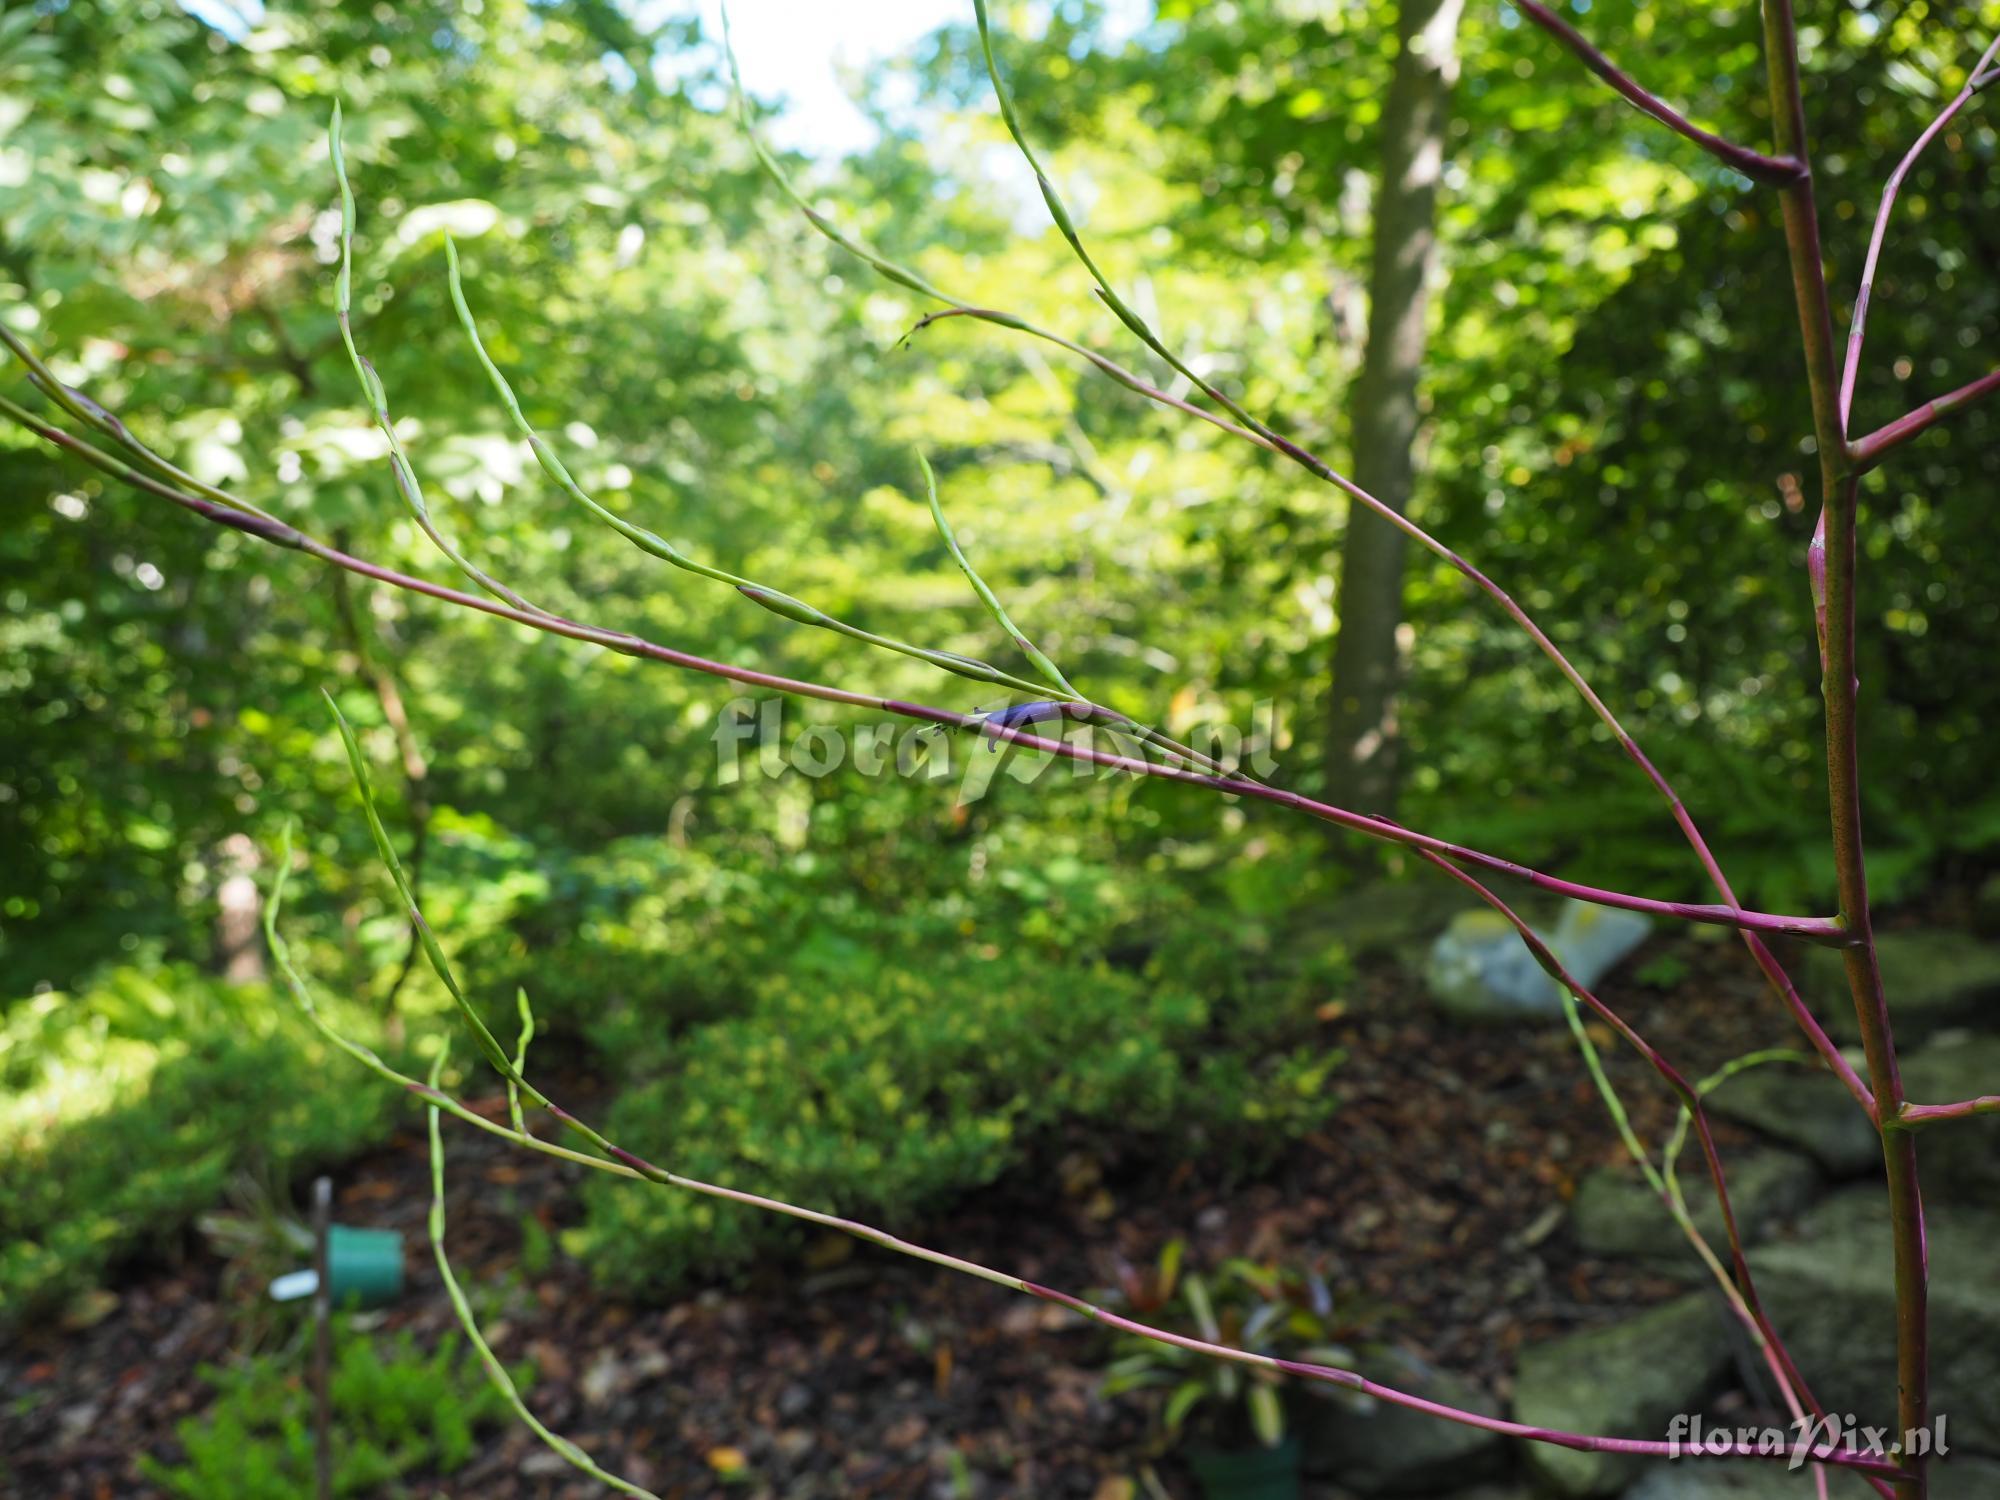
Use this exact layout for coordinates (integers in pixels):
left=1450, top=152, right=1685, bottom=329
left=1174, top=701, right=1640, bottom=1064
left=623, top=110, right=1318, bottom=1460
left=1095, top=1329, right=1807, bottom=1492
left=1759, top=4, right=1927, bottom=1494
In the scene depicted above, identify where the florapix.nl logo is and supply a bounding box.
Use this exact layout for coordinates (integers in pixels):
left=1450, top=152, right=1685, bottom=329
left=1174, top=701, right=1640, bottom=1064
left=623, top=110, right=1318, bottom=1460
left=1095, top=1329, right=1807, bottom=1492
left=709, top=696, right=1285, bottom=806
left=1666, top=1412, right=1950, bottom=1471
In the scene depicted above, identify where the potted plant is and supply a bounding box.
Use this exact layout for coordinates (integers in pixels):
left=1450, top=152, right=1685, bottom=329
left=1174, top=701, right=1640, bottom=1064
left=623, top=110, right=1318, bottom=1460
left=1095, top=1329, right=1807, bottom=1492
left=1099, top=1242, right=1358, bottom=1500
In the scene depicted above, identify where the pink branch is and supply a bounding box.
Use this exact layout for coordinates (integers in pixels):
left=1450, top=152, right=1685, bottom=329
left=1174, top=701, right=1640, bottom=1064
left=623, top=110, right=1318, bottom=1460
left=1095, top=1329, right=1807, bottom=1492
left=1898, top=1094, right=2000, bottom=1128
left=1207, top=414, right=1875, bottom=1096
left=900, top=282, right=1877, bottom=1111
left=1838, top=34, right=2000, bottom=438
left=1509, top=0, right=1807, bottom=185
left=770, top=4, right=1866, bottom=1116
left=1848, top=366, right=2000, bottom=472
left=378, top=833, right=1894, bottom=1486
left=504, top=1079, right=1908, bottom=1480
left=1032, top=1281, right=1896, bottom=1477
left=1608, top=730, right=1874, bottom=1120
left=0, top=391, right=1854, bottom=949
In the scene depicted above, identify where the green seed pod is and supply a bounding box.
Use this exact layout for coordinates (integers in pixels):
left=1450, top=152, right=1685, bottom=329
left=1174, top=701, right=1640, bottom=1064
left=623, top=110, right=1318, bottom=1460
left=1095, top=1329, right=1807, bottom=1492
left=924, top=650, right=1010, bottom=685
left=739, top=584, right=828, bottom=626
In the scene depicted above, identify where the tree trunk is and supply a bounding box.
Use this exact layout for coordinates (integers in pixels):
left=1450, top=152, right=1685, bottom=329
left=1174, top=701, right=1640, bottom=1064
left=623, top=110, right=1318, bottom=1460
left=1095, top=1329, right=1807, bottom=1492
left=1324, top=0, right=1463, bottom=814
left=213, top=832, right=266, bottom=984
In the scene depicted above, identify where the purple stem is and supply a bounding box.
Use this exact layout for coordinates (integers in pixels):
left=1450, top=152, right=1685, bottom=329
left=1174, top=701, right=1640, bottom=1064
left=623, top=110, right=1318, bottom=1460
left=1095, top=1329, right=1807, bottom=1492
left=1897, top=1094, right=2000, bottom=1128
left=1509, top=0, right=1807, bottom=185
left=0, top=391, right=1853, bottom=949
left=1032, top=1283, right=1896, bottom=1476
left=1806, top=511, right=1829, bottom=674
left=979, top=302, right=1876, bottom=1112
left=1186, top=411, right=1873, bottom=1099
left=1490, top=0, right=1871, bottom=1119
left=728, top=148, right=1865, bottom=1100
left=1849, top=366, right=2000, bottom=473
left=1837, top=35, right=2000, bottom=438
left=1761, top=0, right=1932, bottom=1487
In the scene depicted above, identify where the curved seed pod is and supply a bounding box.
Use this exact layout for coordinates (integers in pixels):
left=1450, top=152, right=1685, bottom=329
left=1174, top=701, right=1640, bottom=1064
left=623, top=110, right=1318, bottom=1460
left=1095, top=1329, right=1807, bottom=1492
left=737, top=583, right=829, bottom=627
left=444, top=235, right=1049, bottom=698
left=328, top=106, right=544, bottom=616
left=969, top=0, right=1258, bottom=431
left=917, top=451, right=1078, bottom=698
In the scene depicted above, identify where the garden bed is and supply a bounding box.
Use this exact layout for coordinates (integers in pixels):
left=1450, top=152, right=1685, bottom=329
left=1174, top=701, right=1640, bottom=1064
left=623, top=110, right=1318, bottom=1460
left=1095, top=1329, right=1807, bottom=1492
left=0, top=932, right=1806, bottom=1498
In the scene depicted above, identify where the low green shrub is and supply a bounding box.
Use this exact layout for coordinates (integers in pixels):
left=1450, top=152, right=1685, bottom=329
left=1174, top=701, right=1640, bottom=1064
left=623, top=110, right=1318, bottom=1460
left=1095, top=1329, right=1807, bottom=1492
left=577, top=947, right=1344, bottom=1295
left=138, top=1325, right=522, bottom=1499
left=458, top=825, right=1347, bottom=1060
left=0, top=964, right=396, bottom=1326
left=451, top=839, right=777, bottom=1060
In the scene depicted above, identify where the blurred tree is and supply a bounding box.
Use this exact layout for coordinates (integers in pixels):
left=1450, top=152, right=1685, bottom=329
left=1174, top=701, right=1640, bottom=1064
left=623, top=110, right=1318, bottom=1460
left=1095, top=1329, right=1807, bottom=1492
left=1324, top=0, right=1464, bottom=815
left=0, top=0, right=786, bottom=985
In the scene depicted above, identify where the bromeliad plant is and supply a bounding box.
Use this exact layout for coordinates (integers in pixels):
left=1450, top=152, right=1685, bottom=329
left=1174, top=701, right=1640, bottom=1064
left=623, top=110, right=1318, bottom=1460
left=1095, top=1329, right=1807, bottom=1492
left=5, top=3, right=2000, bottom=1497
left=1098, top=1242, right=1355, bottom=1458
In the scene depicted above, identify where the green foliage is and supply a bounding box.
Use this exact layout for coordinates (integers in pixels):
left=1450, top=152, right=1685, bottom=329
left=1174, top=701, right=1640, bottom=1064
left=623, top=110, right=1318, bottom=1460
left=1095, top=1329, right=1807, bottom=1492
left=578, top=940, right=1343, bottom=1294
left=517, top=1212, right=555, bottom=1280
left=137, top=1326, right=522, bottom=1499
left=1632, top=951, right=1693, bottom=991
left=0, top=965, right=395, bottom=1326
left=433, top=811, right=1349, bottom=1298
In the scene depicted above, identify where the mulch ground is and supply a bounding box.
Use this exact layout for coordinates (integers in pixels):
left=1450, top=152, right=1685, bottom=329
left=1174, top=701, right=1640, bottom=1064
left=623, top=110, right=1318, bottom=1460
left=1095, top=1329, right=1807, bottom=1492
left=0, top=928, right=1827, bottom=1499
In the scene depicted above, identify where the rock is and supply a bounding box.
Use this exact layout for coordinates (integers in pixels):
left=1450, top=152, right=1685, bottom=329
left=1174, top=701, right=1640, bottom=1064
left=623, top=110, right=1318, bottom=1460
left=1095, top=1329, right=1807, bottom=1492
left=1426, top=903, right=1651, bottom=1024
left=1802, top=931, right=2000, bottom=1047
left=776, top=1382, right=816, bottom=1419
left=1755, top=1187, right=2000, bottom=1451
left=1703, top=1063, right=1881, bottom=1178
left=1571, top=1149, right=1821, bottom=1270
left=1428, top=909, right=1564, bottom=1021
left=1297, top=1347, right=1505, bottom=1494
left=1512, top=1294, right=1731, bottom=1496
left=1699, top=1030, right=1997, bottom=1197
left=1898, top=1032, right=2000, bottom=1199
left=522, top=1449, right=574, bottom=1477
left=1623, top=1452, right=2000, bottom=1498
left=1552, top=905, right=1656, bottom=991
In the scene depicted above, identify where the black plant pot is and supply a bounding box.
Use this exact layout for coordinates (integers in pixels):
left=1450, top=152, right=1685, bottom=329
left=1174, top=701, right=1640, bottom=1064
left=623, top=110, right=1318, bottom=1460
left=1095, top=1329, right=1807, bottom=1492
left=1184, top=1435, right=1302, bottom=1500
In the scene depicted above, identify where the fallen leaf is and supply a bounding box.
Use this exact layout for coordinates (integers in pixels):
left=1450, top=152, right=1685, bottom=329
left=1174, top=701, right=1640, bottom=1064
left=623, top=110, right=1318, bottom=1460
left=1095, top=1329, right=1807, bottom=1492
left=803, top=1232, right=854, bottom=1270
left=581, top=1348, right=626, bottom=1405
left=60, top=1289, right=120, bottom=1331
left=527, top=1338, right=570, bottom=1383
